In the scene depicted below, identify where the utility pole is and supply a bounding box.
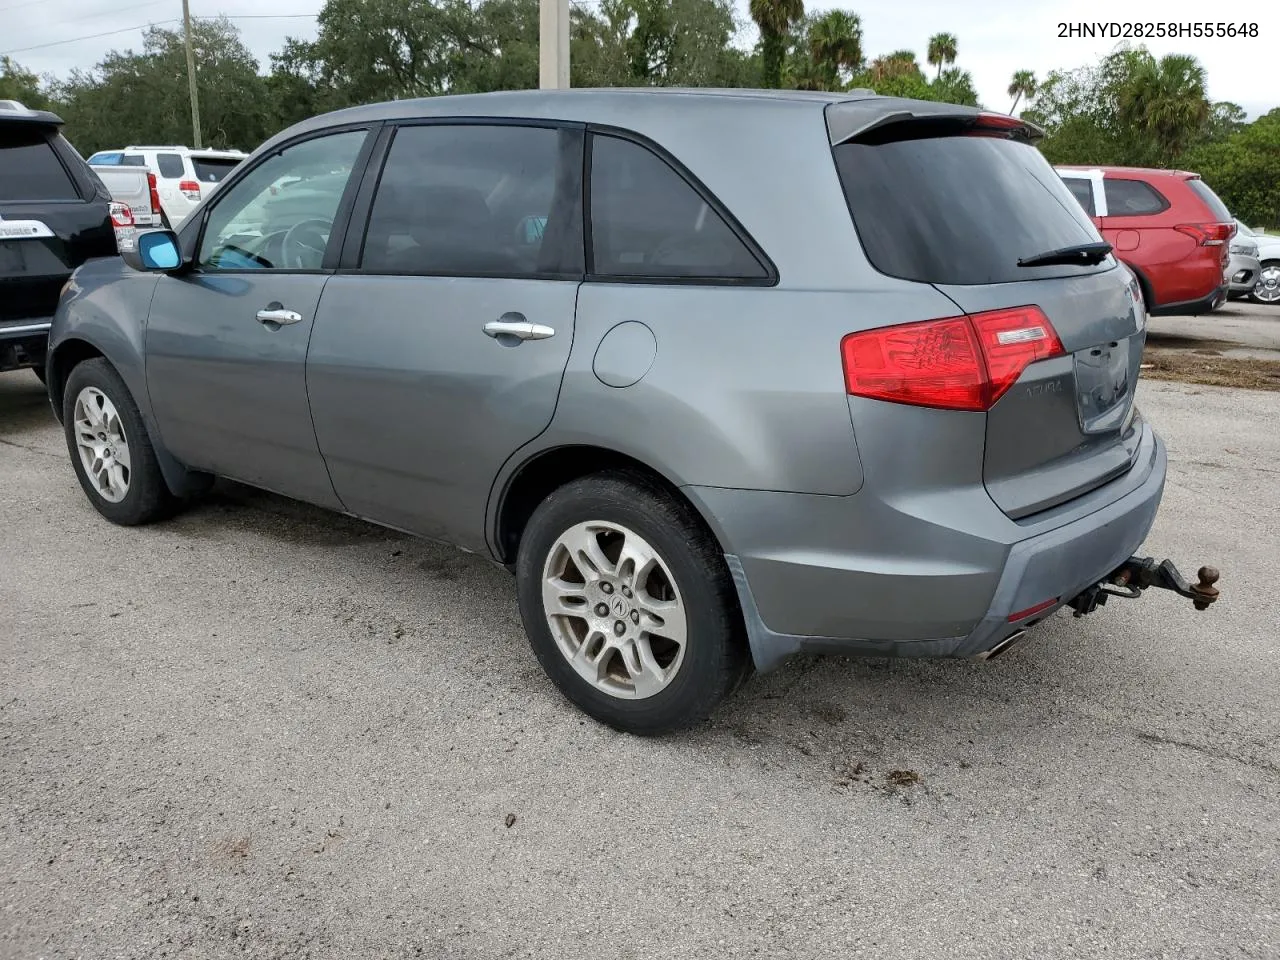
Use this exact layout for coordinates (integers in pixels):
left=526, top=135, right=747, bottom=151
left=181, top=0, right=202, bottom=147
left=538, top=0, right=569, bottom=90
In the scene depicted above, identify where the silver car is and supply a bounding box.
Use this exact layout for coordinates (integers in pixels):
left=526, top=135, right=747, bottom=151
left=1235, top=222, right=1280, bottom=304
left=1228, top=222, right=1262, bottom=300
left=44, top=90, right=1217, bottom=734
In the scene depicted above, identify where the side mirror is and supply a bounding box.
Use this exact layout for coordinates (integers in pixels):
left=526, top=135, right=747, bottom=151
left=120, top=229, right=183, bottom=273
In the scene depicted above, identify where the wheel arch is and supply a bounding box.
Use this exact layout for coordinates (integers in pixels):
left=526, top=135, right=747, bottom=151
left=50, top=336, right=210, bottom=499
left=489, top=444, right=731, bottom=567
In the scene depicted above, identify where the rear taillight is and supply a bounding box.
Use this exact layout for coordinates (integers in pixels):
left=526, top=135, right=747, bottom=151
left=147, top=172, right=162, bottom=215
left=841, top=306, right=1064, bottom=412
left=108, top=201, right=134, bottom=229
left=1174, top=222, right=1235, bottom=247
left=178, top=179, right=201, bottom=201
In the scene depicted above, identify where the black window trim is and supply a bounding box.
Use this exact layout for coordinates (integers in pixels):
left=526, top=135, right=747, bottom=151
left=583, top=124, right=779, bottom=287
left=338, top=115, right=587, bottom=281
left=1102, top=177, right=1171, bottom=218
left=187, top=120, right=383, bottom=278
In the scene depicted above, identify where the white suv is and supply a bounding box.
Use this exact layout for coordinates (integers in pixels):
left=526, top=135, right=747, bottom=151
left=85, top=145, right=246, bottom=227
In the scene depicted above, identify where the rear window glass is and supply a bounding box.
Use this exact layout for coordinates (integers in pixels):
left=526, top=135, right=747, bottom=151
left=121, top=154, right=146, bottom=167
left=1103, top=179, right=1168, bottom=217
left=192, top=157, right=240, bottom=183
left=156, top=152, right=185, bottom=178
left=833, top=135, right=1106, bottom=285
left=1187, top=178, right=1233, bottom=221
left=0, top=128, right=79, bottom=202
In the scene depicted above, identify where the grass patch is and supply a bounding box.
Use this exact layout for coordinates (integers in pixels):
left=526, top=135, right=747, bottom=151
left=1142, top=348, right=1280, bottom=390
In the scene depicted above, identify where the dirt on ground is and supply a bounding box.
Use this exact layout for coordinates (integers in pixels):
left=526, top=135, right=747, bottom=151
left=1142, top=347, right=1280, bottom=390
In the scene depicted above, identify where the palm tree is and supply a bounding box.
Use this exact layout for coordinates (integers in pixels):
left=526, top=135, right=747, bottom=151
left=925, top=32, right=957, bottom=80
left=750, top=0, right=805, bottom=89
left=1117, top=52, right=1210, bottom=163
left=1007, top=69, right=1037, bottom=114
left=808, top=10, right=862, bottom=90
left=869, top=50, right=920, bottom=83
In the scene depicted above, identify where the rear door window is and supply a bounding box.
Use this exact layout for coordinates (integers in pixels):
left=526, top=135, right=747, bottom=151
left=191, top=157, right=240, bottom=183
left=588, top=133, right=769, bottom=281
left=1062, top=177, right=1096, bottom=216
left=121, top=154, right=146, bottom=167
left=1186, top=178, right=1233, bottom=221
left=156, top=152, right=185, bottom=178
left=833, top=133, right=1106, bottom=285
left=1102, top=179, right=1168, bottom=217
left=0, top=127, right=79, bottom=202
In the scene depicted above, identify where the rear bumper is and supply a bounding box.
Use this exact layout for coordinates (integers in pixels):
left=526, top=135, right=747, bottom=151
left=1227, top=254, right=1261, bottom=295
left=691, top=427, right=1167, bottom=672
left=0, top=320, right=51, bottom=371
left=1149, top=283, right=1228, bottom=317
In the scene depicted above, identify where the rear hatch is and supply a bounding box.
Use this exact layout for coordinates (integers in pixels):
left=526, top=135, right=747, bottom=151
left=830, top=107, right=1145, bottom=519
left=1, top=113, right=114, bottom=325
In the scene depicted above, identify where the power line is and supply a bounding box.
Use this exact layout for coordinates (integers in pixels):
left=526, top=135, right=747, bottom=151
left=0, top=13, right=317, bottom=57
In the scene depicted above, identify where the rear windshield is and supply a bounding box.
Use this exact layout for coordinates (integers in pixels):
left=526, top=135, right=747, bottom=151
left=833, top=134, right=1107, bottom=285
left=0, top=128, right=79, bottom=202
left=192, top=157, right=240, bottom=183
left=1186, top=178, right=1233, bottom=222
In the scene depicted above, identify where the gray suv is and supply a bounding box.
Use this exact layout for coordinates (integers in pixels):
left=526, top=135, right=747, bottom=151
left=46, top=90, right=1202, bottom=734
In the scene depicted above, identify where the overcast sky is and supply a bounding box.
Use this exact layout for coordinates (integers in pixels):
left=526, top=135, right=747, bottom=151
left=3, top=0, right=1276, bottom=119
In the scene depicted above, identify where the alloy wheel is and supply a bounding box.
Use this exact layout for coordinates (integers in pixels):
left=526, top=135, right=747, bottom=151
left=541, top=520, right=688, bottom=700
left=73, top=387, right=131, bottom=503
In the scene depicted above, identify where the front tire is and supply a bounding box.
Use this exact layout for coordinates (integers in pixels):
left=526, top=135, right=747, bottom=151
left=62, top=358, right=177, bottom=525
left=516, top=472, right=747, bottom=736
left=1250, top=261, right=1280, bottom=305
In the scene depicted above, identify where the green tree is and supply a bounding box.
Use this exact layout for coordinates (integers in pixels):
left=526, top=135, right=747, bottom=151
left=806, top=9, right=862, bottom=91
left=1203, top=101, right=1247, bottom=142
left=1184, top=109, right=1280, bottom=228
left=750, top=0, right=804, bottom=89
left=932, top=67, right=979, bottom=106
left=52, top=18, right=270, bottom=155
left=1007, top=69, right=1036, bottom=114
left=1117, top=51, right=1209, bottom=164
left=0, top=57, right=49, bottom=109
left=925, top=31, right=956, bottom=80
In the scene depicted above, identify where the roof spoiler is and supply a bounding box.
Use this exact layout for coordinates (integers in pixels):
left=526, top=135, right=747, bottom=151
left=826, top=99, right=1044, bottom=146
left=0, top=99, right=64, bottom=126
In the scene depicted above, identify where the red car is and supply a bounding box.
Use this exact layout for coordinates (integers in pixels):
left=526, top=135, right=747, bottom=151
left=1056, top=166, right=1236, bottom=316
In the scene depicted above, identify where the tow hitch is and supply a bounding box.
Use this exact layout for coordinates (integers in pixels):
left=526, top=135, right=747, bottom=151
left=1068, top=558, right=1220, bottom=617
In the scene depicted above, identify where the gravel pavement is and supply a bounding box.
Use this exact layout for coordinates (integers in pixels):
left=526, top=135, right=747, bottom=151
left=2, top=369, right=1278, bottom=960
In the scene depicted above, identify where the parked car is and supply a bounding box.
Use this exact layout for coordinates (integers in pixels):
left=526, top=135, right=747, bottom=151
left=1226, top=221, right=1261, bottom=300
left=1, top=99, right=118, bottom=380
left=1056, top=165, right=1236, bottom=315
left=1234, top=222, right=1280, bottom=304
left=90, top=163, right=163, bottom=229
left=48, top=91, right=1209, bottom=734
left=86, top=145, right=246, bottom=228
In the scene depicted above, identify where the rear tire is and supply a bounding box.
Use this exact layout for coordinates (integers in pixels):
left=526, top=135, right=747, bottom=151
left=516, top=472, right=747, bottom=735
left=62, top=358, right=178, bottom=525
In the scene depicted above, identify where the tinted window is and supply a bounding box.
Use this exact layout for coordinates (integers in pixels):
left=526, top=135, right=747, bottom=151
left=192, top=157, right=239, bottom=183
left=120, top=154, right=146, bottom=167
left=834, top=135, right=1105, bottom=285
left=362, top=124, right=580, bottom=278
left=1103, top=179, right=1168, bottom=217
left=1062, top=177, right=1096, bottom=216
left=156, top=152, right=185, bottom=178
left=589, top=134, right=767, bottom=280
left=1186, top=178, right=1233, bottom=221
left=0, top=128, right=79, bottom=202
left=198, top=130, right=366, bottom=271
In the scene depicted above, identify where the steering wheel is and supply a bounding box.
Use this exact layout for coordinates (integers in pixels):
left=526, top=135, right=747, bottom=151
left=282, top=218, right=333, bottom=270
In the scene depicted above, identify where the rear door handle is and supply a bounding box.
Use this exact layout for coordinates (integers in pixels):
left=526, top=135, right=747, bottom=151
left=256, top=306, right=303, bottom=326
left=483, top=313, right=555, bottom=341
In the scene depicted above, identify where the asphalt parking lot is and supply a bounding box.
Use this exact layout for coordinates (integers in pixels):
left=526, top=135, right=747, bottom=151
left=2, top=326, right=1278, bottom=958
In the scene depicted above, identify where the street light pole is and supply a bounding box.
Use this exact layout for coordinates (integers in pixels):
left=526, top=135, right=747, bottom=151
left=181, top=0, right=202, bottom=147
left=538, top=0, right=570, bottom=90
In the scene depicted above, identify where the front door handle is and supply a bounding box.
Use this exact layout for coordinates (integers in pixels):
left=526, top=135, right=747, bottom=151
left=483, top=313, right=555, bottom=342
left=256, top=305, right=303, bottom=326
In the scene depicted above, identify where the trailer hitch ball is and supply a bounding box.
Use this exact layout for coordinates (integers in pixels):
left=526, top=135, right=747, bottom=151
left=1192, top=566, right=1220, bottom=611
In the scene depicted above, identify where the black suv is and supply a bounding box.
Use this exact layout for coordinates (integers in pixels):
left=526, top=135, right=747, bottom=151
left=1, top=100, right=116, bottom=380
